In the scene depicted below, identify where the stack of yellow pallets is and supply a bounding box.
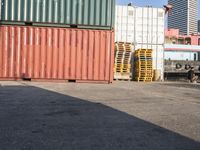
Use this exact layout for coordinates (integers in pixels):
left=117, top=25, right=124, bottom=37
left=114, top=42, right=132, bottom=80
left=134, top=49, right=153, bottom=82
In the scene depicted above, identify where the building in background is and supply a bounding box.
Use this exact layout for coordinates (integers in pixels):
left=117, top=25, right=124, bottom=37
left=165, top=29, right=200, bottom=61
left=164, top=29, right=200, bottom=75
left=198, top=20, right=200, bottom=33
left=165, top=44, right=200, bottom=61
left=165, top=28, right=200, bottom=45
left=168, top=0, right=198, bottom=35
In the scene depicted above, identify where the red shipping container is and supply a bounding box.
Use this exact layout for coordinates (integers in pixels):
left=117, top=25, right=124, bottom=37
left=0, top=26, right=114, bottom=83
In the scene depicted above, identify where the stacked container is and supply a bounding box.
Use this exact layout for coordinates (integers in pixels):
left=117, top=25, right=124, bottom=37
left=0, top=0, right=116, bottom=83
left=115, top=5, right=165, bottom=81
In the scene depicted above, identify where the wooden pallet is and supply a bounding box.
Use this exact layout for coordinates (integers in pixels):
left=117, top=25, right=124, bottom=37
left=135, top=61, right=153, bottom=63
left=135, top=72, right=153, bottom=75
left=136, top=72, right=153, bottom=74
left=114, top=42, right=133, bottom=75
left=135, top=52, right=152, bottom=56
left=135, top=67, right=153, bottom=69
left=135, top=49, right=152, bottom=52
left=123, top=64, right=131, bottom=67
left=115, top=42, right=132, bottom=52
left=135, top=77, right=153, bottom=82
left=134, top=58, right=152, bottom=60
left=134, top=56, right=152, bottom=58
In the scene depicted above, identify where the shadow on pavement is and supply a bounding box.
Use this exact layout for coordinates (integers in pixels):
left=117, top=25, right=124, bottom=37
left=0, top=85, right=200, bottom=150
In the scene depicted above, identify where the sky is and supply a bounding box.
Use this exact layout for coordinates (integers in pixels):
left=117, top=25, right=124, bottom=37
left=117, top=0, right=200, bottom=19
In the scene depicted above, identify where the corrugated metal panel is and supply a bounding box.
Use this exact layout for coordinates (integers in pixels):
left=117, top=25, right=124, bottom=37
left=134, top=44, right=164, bottom=80
left=115, top=6, right=136, bottom=42
left=115, top=5, right=165, bottom=45
left=0, top=0, right=115, bottom=29
left=0, top=25, right=114, bottom=83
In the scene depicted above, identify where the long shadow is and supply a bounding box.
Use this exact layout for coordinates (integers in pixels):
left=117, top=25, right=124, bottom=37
left=0, top=86, right=200, bottom=150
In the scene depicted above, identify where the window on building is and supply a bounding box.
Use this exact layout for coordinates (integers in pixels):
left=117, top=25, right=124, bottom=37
left=178, top=38, right=184, bottom=44
left=171, top=37, right=177, bottom=44
left=185, top=38, right=191, bottom=45
left=194, top=53, right=197, bottom=61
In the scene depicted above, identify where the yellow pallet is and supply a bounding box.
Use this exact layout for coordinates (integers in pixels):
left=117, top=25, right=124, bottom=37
left=136, top=80, right=153, bottom=82
left=135, top=62, right=153, bottom=65
left=115, top=43, right=132, bottom=52
left=134, top=55, right=153, bottom=58
left=135, top=72, right=153, bottom=75
left=135, top=71, right=153, bottom=74
left=115, top=55, right=124, bottom=57
left=135, top=51, right=152, bottom=54
left=115, top=71, right=131, bottom=73
left=115, top=54, right=124, bottom=56
left=135, top=56, right=152, bottom=59
left=135, top=49, right=152, bottom=51
left=115, top=59, right=123, bottom=61
left=134, top=53, right=152, bottom=55
left=135, top=67, right=153, bottom=69
left=136, top=66, right=153, bottom=68
left=135, top=54, right=152, bottom=56
left=135, top=61, right=153, bottom=63
left=118, top=67, right=131, bottom=70
left=123, top=64, right=131, bottom=67
left=136, top=68, right=153, bottom=71
left=134, top=52, right=152, bottom=54
left=136, top=77, right=153, bottom=79
left=135, top=64, right=153, bottom=66
left=135, top=74, right=153, bottom=77
left=135, top=76, right=153, bottom=78
left=136, top=70, right=153, bottom=72
left=136, top=67, right=153, bottom=69
left=135, top=49, right=152, bottom=52
left=135, top=73, right=153, bottom=75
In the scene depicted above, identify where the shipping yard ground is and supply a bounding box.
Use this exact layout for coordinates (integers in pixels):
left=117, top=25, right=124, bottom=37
left=0, top=81, right=200, bottom=150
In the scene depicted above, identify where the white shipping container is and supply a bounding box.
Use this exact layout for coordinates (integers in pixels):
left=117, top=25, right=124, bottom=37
left=115, top=5, right=165, bottom=45
left=134, top=44, right=165, bottom=80
left=115, top=6, right=136, bottom=43
left=115, top=5, right=165, bottom=81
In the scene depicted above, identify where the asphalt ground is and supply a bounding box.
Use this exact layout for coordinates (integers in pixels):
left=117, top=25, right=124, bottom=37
left=0, top=81, right=200, bottom=150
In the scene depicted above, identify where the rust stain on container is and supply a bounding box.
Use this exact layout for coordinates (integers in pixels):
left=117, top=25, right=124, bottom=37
left=0, top=25, right=114, bottom=83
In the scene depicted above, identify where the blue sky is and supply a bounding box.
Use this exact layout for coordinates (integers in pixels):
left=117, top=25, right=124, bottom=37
left=117, top=0, right=200, bottom=19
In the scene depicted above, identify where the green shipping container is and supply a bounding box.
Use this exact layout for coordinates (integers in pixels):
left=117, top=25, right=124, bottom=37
left=0, top=0, right=115, bottom=29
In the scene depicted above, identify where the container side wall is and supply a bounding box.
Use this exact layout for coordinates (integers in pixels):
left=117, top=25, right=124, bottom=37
left=0, top=0, right=115, bottom=29
left=115, top=6, right=165, bottom=45
left=0, top=26, right=114, bottom=83
left=115, top=6, right=135, bottom=43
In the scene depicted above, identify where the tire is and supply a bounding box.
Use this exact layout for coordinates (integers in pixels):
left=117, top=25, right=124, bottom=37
left=176, top=63, right=182, bottom=69
left=185, top=64, right=191, bottom=70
